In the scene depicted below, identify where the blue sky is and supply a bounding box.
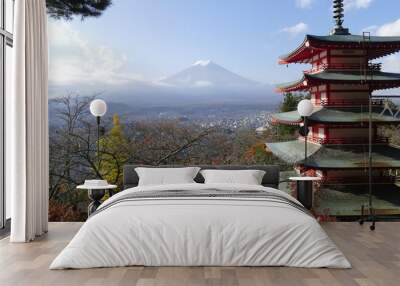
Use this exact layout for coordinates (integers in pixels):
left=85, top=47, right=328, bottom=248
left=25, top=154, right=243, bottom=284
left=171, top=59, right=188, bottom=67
left=48, top=0, right=400, bottom=89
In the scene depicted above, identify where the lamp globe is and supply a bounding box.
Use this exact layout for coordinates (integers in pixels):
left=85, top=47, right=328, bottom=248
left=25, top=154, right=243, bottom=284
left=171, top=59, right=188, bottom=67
left=297, top=99, right=313, bottom=117
left=90, top=99, right=107, bottom=117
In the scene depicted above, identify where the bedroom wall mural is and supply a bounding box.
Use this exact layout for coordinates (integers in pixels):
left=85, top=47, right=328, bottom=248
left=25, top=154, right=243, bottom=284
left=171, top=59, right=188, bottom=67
left=47, top=0, right=400, bottom=221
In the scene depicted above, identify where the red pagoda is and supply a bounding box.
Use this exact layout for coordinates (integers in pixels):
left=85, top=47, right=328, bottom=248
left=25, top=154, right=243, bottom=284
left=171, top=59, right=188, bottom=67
left=267, top=0, right=400, bottom=213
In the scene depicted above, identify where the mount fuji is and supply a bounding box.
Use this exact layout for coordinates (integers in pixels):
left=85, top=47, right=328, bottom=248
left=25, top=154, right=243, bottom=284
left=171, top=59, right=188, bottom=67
left=159, top=60, right=259, bottom=87
left=93, top=60, right=278, bottom=111
left=50, top=60, right=278, bottom=121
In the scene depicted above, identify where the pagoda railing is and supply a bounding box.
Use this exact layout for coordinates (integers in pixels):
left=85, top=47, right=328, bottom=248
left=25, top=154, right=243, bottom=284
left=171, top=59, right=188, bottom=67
left=302, top=136, right=389, bottom=145
left=307, top=63, right=382, bottom=73
left=319, top=98, right=384, bottom=107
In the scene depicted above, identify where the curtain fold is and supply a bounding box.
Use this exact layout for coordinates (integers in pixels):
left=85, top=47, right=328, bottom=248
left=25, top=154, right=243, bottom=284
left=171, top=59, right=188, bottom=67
left=9, top=0, right=49, bottom=242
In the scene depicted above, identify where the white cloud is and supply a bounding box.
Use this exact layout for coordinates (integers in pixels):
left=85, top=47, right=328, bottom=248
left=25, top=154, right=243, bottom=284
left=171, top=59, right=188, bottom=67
left=281, top=22, right=308, bottom=36
left=296, top=0, right=314, bottom=9
left=48, top=21, right=142, bottom=86
left=344, top=0, right=373, bottom=10
left=381, top=55, right=400, bottom=73
left=361, top=25, right=378, bottom=34
left=362, top=19, right=400, bottom=37
left=375, top=19, right=400, bottom=36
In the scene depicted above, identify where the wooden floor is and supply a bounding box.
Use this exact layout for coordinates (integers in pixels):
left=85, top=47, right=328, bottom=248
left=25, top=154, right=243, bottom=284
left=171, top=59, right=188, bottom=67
left=0, top=222, right=399, bottom=286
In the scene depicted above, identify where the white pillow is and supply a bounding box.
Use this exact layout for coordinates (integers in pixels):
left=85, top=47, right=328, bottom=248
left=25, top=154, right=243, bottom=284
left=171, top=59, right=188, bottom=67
left=200, top=169, right=266, bottom=185
left=135, top=167, right=201, bottom=186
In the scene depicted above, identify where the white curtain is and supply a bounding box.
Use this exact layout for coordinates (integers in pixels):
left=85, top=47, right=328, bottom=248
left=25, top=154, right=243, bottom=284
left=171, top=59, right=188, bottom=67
left=8, top=0, right=49, bottom=242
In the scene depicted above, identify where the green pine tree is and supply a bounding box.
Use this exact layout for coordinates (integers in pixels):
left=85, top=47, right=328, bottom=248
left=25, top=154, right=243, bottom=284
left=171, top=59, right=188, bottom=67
left=99, top=114, right=129, bottom=191
left=46, top=0, right=112, bottom=20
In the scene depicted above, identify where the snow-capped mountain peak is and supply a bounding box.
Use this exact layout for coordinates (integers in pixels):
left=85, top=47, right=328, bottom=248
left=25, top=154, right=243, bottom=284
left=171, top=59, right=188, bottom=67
left=161, top=60, right=258, bottom=88
left=192, top=60, right=213, bottom=67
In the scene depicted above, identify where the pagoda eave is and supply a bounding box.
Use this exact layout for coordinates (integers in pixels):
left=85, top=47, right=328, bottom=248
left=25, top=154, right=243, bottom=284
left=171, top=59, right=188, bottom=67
left=266, top=140, right=321, bottom=164
left=280, top=34, right=400, bottom=64
left=271, top=117, right=301, bottom=126
left=303, top=143, right=400, bottom=169
left=279, top=36, right=318, bottom=65
left=277, top=71, right=400, bottom=93
left=272, top=108, right=400, bottom=125
left=276, top=84, right=308, bottom=93
left=276, top=76, right=308, bottom=92
left=306, top=78, right=400, bottom=91
left=266, top=140, right=400, bottom=169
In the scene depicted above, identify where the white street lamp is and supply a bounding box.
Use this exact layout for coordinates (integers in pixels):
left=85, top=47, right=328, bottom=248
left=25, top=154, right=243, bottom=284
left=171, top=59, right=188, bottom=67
left=90, top=99, right=107, bottom=170
left=297, top=99, right=314, bottom=167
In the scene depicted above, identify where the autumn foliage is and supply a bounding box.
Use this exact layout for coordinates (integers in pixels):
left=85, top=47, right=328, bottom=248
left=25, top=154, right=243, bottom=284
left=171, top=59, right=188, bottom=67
left=49, top=95, right=291, bottom=221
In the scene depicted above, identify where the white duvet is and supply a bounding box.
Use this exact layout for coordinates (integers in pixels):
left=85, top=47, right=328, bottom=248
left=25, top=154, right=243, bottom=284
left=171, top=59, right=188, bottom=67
left=50, top=183, right=351, bottom=269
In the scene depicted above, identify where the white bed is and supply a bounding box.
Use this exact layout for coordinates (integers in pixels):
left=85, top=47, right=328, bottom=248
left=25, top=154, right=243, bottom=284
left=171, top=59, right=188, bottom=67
left=50, top=183, right=351, bottom=269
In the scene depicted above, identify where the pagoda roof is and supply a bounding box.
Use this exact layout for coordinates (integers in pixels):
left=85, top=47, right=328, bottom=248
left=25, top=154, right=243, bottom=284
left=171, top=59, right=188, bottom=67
left=266, top=140, right=400, bottom=169
left=309, top=34, right=400, bottom=44
left=279, top=34, right=400, bottom=64
left=266, top=140, right=321, bottom=164
left=276, top=70, right=400, bottom=92
left=271, top=106, right=400, bottom=125
left=313, top=184, right=400, bottom=217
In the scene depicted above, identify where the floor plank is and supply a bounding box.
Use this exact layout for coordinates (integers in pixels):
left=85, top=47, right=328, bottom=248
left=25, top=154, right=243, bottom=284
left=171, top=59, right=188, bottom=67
left=0, top=222, right=399, bottom=286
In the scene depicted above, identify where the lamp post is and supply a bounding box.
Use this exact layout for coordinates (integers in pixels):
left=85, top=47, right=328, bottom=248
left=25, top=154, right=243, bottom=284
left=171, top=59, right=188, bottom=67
left=297, top=99, right=314, bottom=166
left=90, top=99, right=107, bottom=171
left=79, top=99, right=113, bottom=216
left=294, top=99, right=315, bottom=209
